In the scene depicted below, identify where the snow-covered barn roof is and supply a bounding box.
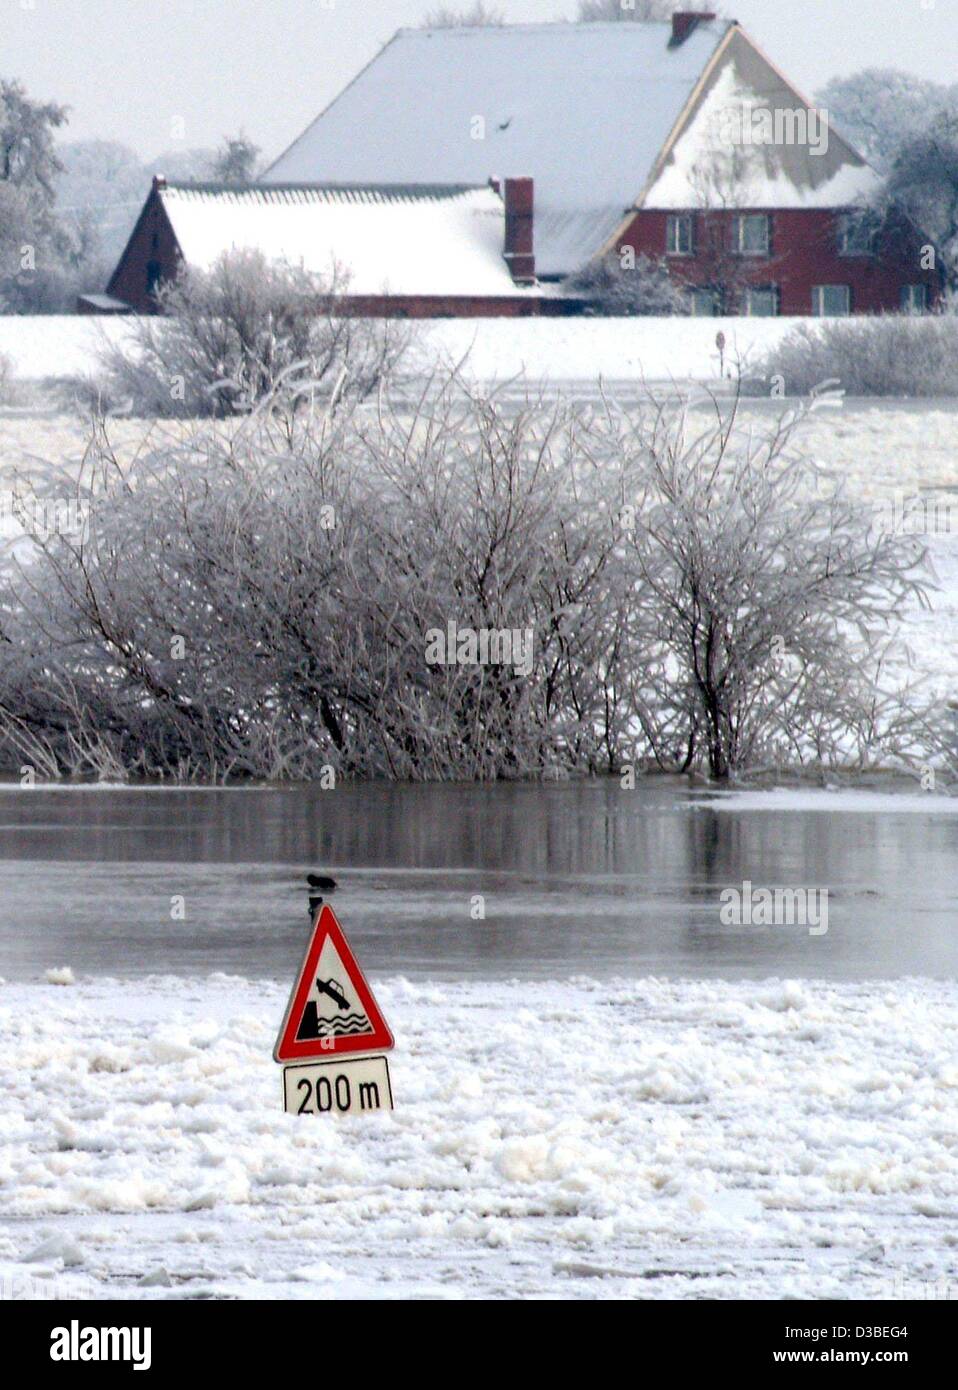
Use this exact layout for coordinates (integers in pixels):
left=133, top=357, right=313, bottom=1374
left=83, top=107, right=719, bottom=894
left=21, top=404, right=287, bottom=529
left=262, top=20, right=732, bottom=277
left=156, top=181, right=530, bottom=297
left=262, top=20, right=879, bottom=277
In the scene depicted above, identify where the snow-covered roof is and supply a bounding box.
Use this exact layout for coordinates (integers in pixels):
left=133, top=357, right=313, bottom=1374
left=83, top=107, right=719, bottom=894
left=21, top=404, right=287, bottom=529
left=77, top=292, right=130, bottom=313
left=262, top=20, right=732, bottom=277
left=263, top=20, right=881, bottom=276
left=157, top=181, right=530, bottom=297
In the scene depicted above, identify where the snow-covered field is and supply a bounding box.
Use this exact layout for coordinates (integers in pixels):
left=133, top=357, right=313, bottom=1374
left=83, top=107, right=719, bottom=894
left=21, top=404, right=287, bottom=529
left=0, top=316, right=131, bottom=383
left=2, top=972, right=956, bottom=1301
left=0, top=313, right=795, bottom=386
left=420, top=314, right=794, bottom=383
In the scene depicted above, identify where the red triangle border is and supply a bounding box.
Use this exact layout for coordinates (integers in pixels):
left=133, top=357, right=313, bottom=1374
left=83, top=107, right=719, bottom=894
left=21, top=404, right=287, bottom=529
left=274, top=904, right=394, bottom=1062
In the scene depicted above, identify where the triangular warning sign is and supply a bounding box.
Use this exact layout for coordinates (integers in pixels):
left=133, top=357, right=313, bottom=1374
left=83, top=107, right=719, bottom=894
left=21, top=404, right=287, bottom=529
left=274, top=904, right=394, bottom=1063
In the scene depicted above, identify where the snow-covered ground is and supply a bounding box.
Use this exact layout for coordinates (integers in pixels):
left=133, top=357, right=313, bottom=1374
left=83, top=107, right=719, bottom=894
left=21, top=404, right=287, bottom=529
left=2, top=972, right=956, bottom=1301
left=0, top=316, right=132, bottom=383
left=0, top=313, right=795, bottom=386
left=419, top=314, right=794, bottom=383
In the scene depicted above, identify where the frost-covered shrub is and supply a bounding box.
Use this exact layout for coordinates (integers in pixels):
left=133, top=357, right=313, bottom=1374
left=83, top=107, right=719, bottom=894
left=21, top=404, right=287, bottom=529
left=92, top=248, right=411, bottom=416
left=563, top=252, right=689, bottom=316
left=0, top=376, right=940, bottom=784
left=608, top=400, right=935, bottom=779
left=0, top=381, right=624, bottom=781
left=747, top=314, right=958, bottom=398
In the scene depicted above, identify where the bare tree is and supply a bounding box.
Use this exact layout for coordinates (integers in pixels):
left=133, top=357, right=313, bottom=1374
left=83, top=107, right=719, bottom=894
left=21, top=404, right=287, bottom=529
left=679, top=127, right=786, bottom=314
left=422, top=3, right=504, bottom=26
left=0, top=78, right=68, bottom=194
left=563, top=251, right=689, bottom=314
left=92, top=248, right=411, bottom=416
left=210, top=132, right=261, bottom=185
left=879, top=110, right=958, bottom=294
left=815, top=69, right=958, bottom=173
left=0, top=78, right=84, bottom=311
left=607, top=392, right=932, bottom=778
left=0, top=378, right=618, bottom=780
left=577, top=0, right=678, bottom=19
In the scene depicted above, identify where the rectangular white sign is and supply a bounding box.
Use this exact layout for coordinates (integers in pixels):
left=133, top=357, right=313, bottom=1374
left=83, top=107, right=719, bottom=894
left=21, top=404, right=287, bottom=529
left=283, top=1054, right=394, bottom=1116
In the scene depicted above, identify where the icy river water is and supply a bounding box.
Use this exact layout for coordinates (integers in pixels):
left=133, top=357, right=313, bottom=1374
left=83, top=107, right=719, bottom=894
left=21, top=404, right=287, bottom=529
left=1, top=779, right=956, bottom=984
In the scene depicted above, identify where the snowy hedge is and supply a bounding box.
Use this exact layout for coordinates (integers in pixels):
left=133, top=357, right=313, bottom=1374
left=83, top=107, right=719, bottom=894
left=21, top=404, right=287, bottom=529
left=747, top=313, right=958, bottom=398
left=0, top=374, right=948, bottom=783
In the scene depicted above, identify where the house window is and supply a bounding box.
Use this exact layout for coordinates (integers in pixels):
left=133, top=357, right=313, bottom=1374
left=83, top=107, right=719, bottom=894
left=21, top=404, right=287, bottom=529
left=900, top=284, right=929, bottom=314
left=743, top=285, right=779, bottom=317
left=666, top=214, right=694, bottom=256
left=689, top=286, right=719, bottom=316
left=812, top=284, right=851, bottom=316
left=837, top=213, right=877, bottom=256
left=146, top=259, right=163, bottom=296
left=734, top=214, right=770, bottom=256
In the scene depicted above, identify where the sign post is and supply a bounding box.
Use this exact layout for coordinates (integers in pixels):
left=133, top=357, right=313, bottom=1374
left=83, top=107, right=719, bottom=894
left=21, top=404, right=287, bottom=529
left=275, top=903, right=395, bottom=1115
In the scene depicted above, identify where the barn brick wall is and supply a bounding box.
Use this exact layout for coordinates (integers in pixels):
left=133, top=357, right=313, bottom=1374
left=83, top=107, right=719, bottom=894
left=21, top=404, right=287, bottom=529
left=326, top=294, right=580, bottom=318
left=105, top=185, right=182, bottom=314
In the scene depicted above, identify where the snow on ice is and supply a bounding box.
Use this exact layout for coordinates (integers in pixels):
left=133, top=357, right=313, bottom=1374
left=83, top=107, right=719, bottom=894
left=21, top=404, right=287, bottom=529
left=1, top=972, right=956, bottom=1300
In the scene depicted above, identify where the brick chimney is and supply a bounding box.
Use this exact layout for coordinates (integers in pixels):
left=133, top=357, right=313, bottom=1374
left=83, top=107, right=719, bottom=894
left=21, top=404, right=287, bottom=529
left=502, top=177, right=535, bottom=285
left=669, top=11, right=716, bottom=47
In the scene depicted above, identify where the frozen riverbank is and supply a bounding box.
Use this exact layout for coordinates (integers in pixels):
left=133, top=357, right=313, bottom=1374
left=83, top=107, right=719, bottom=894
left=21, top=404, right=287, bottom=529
left=2, top=972, right=956, bottom=1300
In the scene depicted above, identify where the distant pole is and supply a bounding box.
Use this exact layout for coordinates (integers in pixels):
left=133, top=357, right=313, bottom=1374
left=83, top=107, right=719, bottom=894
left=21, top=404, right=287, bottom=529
left=716, top=330, right=726, bottom=378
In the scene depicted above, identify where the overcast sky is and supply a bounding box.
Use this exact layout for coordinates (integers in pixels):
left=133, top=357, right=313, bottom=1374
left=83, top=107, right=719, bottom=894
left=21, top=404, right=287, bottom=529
left=5, top=0, right=956, bottom=162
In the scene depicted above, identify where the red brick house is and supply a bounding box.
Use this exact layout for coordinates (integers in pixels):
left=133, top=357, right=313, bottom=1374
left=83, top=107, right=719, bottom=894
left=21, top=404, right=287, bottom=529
left=87, top=14, right=941, bottom=318
left=598, top=20, right=940, bottom=315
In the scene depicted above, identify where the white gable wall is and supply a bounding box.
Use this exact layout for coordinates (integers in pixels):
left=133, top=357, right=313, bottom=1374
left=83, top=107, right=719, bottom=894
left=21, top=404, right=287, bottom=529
left=640, top=27, right=879, bottom=210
